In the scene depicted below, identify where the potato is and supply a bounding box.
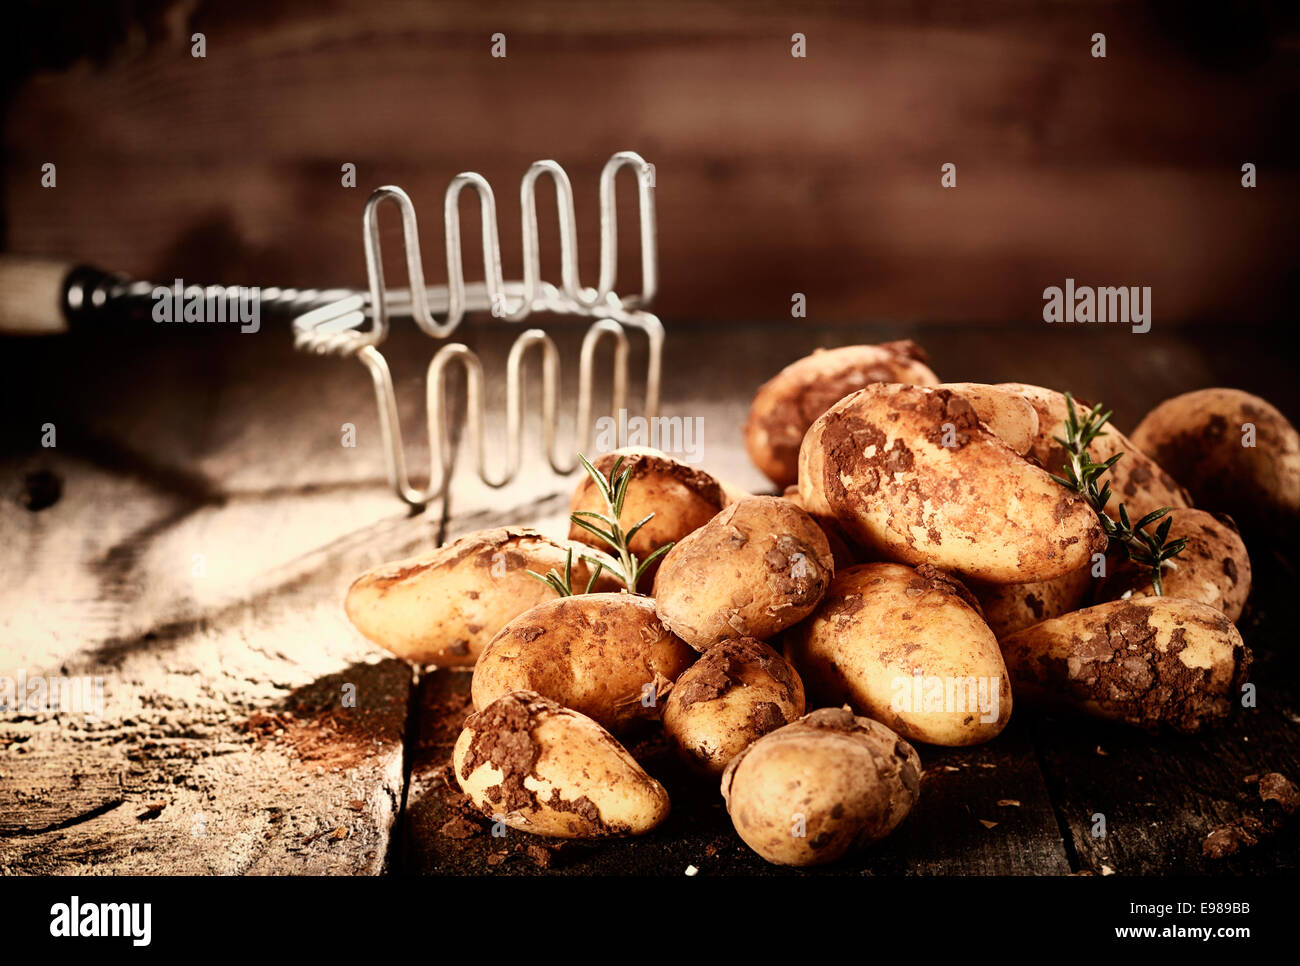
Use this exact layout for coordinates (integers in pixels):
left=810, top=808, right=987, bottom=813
left=1129, top=388, right=1300, bottom=533
left=999, top=382, right=1191, bottom=520
left=472, top=593, right=696, bottom=734
left=939, top=382, right=1039, bottom=456
left=345, top=527, right=608, bottom=666
left=720, top=707, right=921, bottom=867
left=653, top=496, right=834, bottom=650
left=1099, top=508, right=1251, bottom=622
left=784, top=562, right=1012, bottom=745
left=569, top=449, right=725, bottom=587
left=781, top=486, right=860, bottom=569
left=799, top=383, right=1106, bottom=583
left=1000, top=597, right=1251, bottom=734
left=662, top=637, right=806, bottom=776
left=454, top=690, right=670, bottom=838
left=744, top=341, right=940, bottom=488
left=970, top=565, right=1095, bottom=639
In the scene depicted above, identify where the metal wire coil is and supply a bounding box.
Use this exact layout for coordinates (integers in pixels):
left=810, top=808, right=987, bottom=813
left=292, top=152, right=663, bottom=507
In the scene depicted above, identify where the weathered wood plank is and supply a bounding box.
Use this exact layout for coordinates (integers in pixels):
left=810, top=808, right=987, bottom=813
left=0, top=328, right=442, bottom=873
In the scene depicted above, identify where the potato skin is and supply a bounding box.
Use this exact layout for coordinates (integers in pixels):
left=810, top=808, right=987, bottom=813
left=345, top=527, right=606, bottom=667
left=1000, top=382, right=1191, bottom=520
left=745, top=341, right=940, bottom=488
left=454, top=690, right=670, bottom=838
left=653, top=496, right=834, bottom=650
left=784, top=562, right=1012, bottom=746
left=1129, top=388, right=1300, bottom=532
left=569, top=449, right=725, bottom=587
left=721, top=707, right=922, bottom=867
left=1000, top=597, right=1251, bottom=734
left=939, top=382, right=1039, bottom=456
left=472, top=593, right=696, bottom=734
left=970, top=565, right=1095, bottom=639
left=662, top=637, right=806, bottom=776
left=799, top=383, right=1106, bottom=583
left=1099, top=508, right=1251, bottom=622
left=781, top=486, right=861, bottom=569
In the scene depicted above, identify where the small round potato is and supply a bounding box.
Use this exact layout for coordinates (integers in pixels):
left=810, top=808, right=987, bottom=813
left=1000, top=597, right=1251, bottom=734
left=662, top=637, right=806, bottom=776
left=1099, top=508, right=1251, bottom=622
left=744, top=341, right=940, bottom=488
left=454, top=690, right=670, bottom=838
left=970, top=565, right=1095, bottom=639
left=472, top=593, right=696, bottom=734
left=1000, top=382, right=1191, bottom=520
left=1129, top=388, right=1300, bottom=533
left=784, top=562, right=1012, bottom=746
left=799, top=383, right=1106, bottom=583
left=345, top=527, right=608, bottom=666
left=569, top=449, right=726, bottom=588
left=653, top=496, right=834, bottom=650
left=721, top=707, right=922, bottom=867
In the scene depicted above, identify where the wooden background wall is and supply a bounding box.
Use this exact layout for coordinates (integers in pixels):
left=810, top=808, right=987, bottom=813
left=2, top=0, right=1297, bottom=326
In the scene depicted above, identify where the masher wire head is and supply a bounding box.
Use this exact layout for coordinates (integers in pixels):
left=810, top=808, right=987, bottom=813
left=292, top=151, right=663, bottom=508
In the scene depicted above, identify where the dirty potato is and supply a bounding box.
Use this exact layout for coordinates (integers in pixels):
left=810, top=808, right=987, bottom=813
left=662, top=637, right=806, bottom=776
left=345, top=527, right=607, bottom=666
left=653, top=496, right=834, bottom=650
left=970, top=565, right=1095, bottom=639
left=1000, top=382, right=1191, bottom=520
left=721, top=707, right=922, bottom=867
left=939, top=382, right=1039, bottom=456
left=1000, top=597, right=1251, bottom=734
left=744, top=341, right=940, bottom=488
left=454, top=690, right=670, bottom=838
left=784, top=562, right=1012, bottom=745
left=781, top=486, right=860, bottom=569
left=1129, top=388, right=1300, bottom=532
left=569, top=449, right=726, bottom=587
left=472, top=593, right=696, bottom=734
left=1099, top=508, right=1251, bottom=622
left=799, top=383, right=1106, bottom=583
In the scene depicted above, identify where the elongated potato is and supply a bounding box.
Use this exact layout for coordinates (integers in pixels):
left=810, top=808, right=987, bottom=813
left=1000, top=597, right=1251, bottom=733
left=971, top=565, right=1095, bottom=639
left=1099, top=508, right=1251, bottom=622
left=745, top=341, right=940, bottom=488
left=654, top=496, right=834, bottom=650
left=721, top=707, right=922, bottom=867
left=569, top=449, right=725, bottom=587
left=1129, top=388, right=1300, bottom=532
left=662, top=637, right=806, bottom=776
left=472, top=593, right=696, bottom=734
left=939, top=382, right=1039, bottom=456
left=454, top=690, right=670, bottom=838
left=1000, top=382, right=1191, bottom=520
left=799, top=383, right=1106, bottom=583
left=345, top=527, right=609, bottom=666
left=784, top=562, right=1012, bottom=745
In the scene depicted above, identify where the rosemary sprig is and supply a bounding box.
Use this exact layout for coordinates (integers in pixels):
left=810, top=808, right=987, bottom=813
left=1049, top=393, right=1187, bottom=595
left=525, top=546, right=605, bottom=598
left=568, top=453, right=674, bottom=594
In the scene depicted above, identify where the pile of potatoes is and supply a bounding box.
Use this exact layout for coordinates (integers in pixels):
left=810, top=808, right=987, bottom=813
left=343, top=344, right=1297, bottom=869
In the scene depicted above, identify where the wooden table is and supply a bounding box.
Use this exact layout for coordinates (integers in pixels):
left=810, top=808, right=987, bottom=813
left=2, top=317, right=1297, bottom=874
